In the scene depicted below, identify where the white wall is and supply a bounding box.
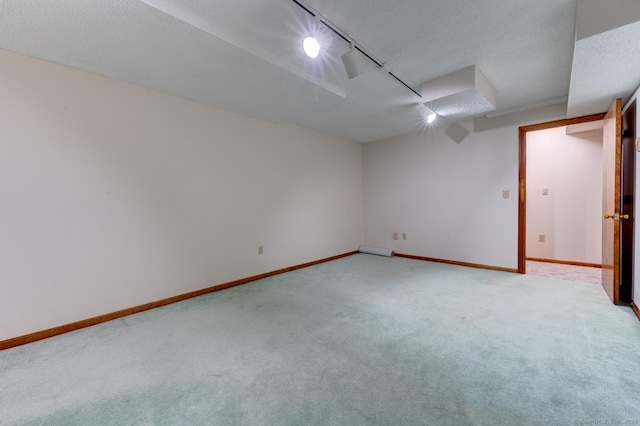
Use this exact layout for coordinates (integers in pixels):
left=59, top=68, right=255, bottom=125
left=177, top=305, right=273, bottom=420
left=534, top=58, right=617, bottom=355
left=362, top=106, right=566, bottom=270
left=526, top=126, right=603, bottom=264
left=0, top=49, right=363, bottom=341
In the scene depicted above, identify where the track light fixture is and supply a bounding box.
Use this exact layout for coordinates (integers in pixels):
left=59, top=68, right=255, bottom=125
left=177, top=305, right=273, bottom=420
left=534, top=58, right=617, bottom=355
left=303, top=13, right=323, bottom=59
left=341, top=43, right=364, bottom=79
left=303, top=36, right=320, bottom=59
left=418, top=104, right=437, bottom=124
left=291, top=0, right=421, bottom=98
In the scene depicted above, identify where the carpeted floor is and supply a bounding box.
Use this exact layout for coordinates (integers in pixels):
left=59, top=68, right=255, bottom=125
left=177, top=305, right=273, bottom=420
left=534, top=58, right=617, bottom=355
left=1, top=254, right=639, bottom=425
left=526, top=261, right=602, bottom=284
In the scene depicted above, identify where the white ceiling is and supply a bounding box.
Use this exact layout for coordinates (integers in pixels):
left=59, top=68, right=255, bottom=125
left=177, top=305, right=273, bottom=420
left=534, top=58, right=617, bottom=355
left=1, top=0, right=639, bottom=142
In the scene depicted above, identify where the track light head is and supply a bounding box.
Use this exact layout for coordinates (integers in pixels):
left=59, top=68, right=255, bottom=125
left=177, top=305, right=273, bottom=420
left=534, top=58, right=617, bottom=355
left=418, top=104, right=437, bottom=124
left=303, top=36, right=320, bottom=59
left=341, top=44, right=364, bottom=79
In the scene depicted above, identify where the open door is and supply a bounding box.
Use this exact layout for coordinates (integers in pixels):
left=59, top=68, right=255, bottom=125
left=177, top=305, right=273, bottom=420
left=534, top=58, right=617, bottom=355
left=602, top=98, right=623, bottom=304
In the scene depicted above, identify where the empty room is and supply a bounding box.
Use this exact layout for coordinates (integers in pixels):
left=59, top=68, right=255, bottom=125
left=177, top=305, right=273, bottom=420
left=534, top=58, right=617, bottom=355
left=2, top=0, right=640, bottom=425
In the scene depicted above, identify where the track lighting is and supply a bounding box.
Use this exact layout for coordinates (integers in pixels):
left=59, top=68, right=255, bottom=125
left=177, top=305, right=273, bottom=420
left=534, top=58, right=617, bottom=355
left=292, top=0, right=421, bottom=98
left=418, top=105, right=437, bottom=124
left=341, top=43, right=364, bottom=79
left=293, top=0, right=495, bottom=125
left=379, top=62, right=392, bottom=74
left=303, top=36, right=320, bottom=59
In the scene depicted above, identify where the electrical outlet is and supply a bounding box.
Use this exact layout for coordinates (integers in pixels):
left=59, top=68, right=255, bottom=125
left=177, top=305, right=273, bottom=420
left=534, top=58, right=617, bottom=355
left=393, top=232, right=398, bottom=240
left=258, top=245, right=263, bottom=255
left=538, top=234, right=545, bottom=243
left=402, top=233, right=407, bottom=240
left=503, top=190, right=509, bottom=199
left=542, top=187, right=549, bottom=196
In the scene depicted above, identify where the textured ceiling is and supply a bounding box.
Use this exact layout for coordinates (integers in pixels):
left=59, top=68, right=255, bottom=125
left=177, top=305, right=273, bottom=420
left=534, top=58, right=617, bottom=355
left=568, top=20, right=640, bottom=117
left=1, top=0, right=638, bottom=142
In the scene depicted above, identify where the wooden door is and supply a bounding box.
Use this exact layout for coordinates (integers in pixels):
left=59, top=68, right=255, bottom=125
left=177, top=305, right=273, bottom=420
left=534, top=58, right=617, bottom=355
left=602, top=98, right=622, bottom=304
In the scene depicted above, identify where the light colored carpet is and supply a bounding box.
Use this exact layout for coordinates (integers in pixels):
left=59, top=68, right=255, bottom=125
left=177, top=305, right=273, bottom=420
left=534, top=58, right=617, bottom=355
left=526, top=261, right=602, bottom=284
left=1, top=254, right=639, bottom=425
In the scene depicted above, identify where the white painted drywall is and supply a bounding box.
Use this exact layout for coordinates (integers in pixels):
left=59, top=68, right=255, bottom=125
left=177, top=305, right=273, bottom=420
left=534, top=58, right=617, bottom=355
left=0, top=49, right=363, bottom=341
left=525, top=126, right=603, bottom=264
left=362, top=105, right=566, bottom=270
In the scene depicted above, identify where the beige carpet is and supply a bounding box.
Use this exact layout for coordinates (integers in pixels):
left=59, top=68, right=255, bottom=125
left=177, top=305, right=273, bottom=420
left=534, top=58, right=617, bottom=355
left=526, top=260, right=601, bottom=284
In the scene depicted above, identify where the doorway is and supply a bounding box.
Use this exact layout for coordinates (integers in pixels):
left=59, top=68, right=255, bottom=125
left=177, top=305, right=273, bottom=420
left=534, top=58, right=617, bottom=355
left=518, top=113, right=605, bottom=274
left=518, top=107, right=635, bottom=305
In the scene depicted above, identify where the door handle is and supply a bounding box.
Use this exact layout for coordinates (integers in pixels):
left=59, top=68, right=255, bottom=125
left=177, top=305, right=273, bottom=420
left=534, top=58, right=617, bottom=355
left=603, top=213, right=630, bottom=220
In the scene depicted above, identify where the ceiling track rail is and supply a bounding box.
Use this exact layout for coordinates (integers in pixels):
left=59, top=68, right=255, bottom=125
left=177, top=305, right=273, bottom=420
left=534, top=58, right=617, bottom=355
left=291, top=0, right=422, bottom=99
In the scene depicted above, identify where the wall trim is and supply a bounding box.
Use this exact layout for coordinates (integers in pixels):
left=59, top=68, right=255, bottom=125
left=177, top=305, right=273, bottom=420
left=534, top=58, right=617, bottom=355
left=395, top=253, right=518, bottom=273
left=0, top=251, right=358, bottom=351
left=525, top=257, right=603, bottom=269
left=631, top=302, right=640, bottom=321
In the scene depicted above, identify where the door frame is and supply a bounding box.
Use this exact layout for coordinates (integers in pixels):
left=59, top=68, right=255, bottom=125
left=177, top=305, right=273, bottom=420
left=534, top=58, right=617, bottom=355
left=620, top=99, right=636, bottom=303
left=517, top=113, right=606, bottom=274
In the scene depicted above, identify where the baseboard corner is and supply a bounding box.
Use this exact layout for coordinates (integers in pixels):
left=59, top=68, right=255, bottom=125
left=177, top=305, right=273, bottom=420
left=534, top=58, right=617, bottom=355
left=631, top=301, right=640, bottom=322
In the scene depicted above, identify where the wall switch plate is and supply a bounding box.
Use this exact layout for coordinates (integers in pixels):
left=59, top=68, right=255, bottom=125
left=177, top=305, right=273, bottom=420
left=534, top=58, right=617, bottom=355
left=503, top=190, right=509, bottom=198
left=402, top=233, right=407, bottom=240
left=542, top=187, right=549, bottom=195
left=393, top=232, right=398, bottom=240
left=258, top=245, right=263, bottom=255
left=539, top=234, right=545, bottom=243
